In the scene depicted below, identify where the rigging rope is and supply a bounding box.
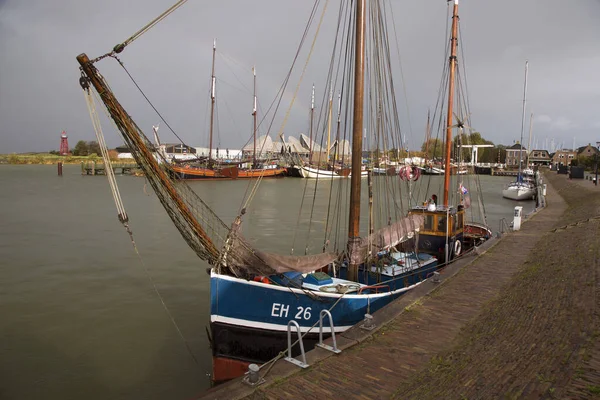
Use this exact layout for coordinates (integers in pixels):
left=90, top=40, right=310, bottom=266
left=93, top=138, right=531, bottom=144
left=82, top=83, right=200, bottom=368
left=240, top=0, right=330, bottom=214
left=113, top=0, right=189, bottom=54
left=83, top=86, right=128, bottom=223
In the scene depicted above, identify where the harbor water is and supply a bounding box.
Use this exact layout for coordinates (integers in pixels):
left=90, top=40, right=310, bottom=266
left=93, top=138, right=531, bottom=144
left=0, top=164, right=534, bottom=399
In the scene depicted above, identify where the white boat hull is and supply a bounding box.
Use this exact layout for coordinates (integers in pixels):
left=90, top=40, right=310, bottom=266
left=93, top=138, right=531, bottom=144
left=502, top=184, right=536, bottom=201
left=300, top=165, right=368, bottom=178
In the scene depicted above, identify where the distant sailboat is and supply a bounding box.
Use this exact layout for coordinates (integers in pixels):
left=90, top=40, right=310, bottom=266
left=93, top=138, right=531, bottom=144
left=169, top=42, right=286, bottom=179
left=502, top=61, right=536, bottom=201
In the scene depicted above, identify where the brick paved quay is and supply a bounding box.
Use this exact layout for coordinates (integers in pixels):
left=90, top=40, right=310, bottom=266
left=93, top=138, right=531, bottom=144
left=200, top=171, right=600, bottom=399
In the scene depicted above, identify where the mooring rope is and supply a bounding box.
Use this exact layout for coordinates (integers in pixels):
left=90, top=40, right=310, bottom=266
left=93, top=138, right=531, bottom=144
left=257, top=289, right=348, bottom=378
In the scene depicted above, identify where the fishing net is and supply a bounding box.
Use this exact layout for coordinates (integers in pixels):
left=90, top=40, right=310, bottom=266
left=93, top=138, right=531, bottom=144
left=80, top=59, right=341, bottom=277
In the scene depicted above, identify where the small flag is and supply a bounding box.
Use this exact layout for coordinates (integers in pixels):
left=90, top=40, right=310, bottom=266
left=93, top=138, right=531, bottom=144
left=460, top=184, right=468, bottom=195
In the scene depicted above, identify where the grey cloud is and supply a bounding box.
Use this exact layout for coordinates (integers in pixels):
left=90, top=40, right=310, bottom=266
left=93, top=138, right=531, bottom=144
left=0, top=0, right=599, bottom=153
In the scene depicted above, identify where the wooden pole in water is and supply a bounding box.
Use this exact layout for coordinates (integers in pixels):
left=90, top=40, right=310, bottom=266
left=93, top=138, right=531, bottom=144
left=58, top=161, right=63, bottom=176
left=347, top=0, right=365, bottom=281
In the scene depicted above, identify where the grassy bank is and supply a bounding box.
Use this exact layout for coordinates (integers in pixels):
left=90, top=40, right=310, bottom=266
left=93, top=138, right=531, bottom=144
left=0, top=153, right=136, bottom=165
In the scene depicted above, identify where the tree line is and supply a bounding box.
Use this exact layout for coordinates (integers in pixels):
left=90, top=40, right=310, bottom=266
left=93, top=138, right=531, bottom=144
left=368, top=132, right=507, bottom=164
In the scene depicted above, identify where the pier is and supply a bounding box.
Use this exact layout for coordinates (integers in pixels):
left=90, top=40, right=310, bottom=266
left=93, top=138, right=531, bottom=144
left=200, top=171, right=600, bottom=399
left=80, top=161, right=139, bottom=175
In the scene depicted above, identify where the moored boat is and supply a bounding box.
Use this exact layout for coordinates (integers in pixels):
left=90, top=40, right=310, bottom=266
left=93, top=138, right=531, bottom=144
left=75, top=0, right=490, bottom=387
left=502, top=61, right=536, bottom=201
left=408, top=0, right=491, bottom=264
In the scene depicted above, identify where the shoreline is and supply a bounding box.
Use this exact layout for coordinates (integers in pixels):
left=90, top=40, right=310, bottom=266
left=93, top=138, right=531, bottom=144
left=0, top=154, right=136, bottom=165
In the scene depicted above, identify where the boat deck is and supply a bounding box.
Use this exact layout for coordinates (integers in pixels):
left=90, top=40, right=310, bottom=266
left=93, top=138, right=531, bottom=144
left=199, top=172, right=600, bottom=399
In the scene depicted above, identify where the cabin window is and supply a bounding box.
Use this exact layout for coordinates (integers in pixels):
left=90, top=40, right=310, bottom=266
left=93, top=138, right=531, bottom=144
left=452, top=215, right=458, bottom=232
left=437, top=216, right=447, bottom=232
left=458, top=213, right=464, bottom=230
left=423, top=215, right=433, bottom=231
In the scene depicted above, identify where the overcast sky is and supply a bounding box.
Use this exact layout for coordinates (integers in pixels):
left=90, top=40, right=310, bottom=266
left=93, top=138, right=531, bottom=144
left=1, top=0, right=599, bottom=153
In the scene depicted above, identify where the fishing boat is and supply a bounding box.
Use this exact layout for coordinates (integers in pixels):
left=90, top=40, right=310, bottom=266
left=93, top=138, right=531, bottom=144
left=75, top=0, right=489, bottom=387
left=407, top=0, right=492, bottom=264
left=502, top=61, right=536, bottom=201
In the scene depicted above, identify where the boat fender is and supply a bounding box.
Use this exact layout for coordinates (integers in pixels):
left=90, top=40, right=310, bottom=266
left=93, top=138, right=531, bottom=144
left=412, top=166, right=421, bottom=181
left=454, top=240, right=462, bottom=257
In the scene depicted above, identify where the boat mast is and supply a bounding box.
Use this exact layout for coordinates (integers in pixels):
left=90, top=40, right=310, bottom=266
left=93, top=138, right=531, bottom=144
left=348, top=0, right=366, bottom=281
left=335, top=92, right=342, bottom=162
left=309, top=84, right=315, bottom=163
left=252, top=66, right=257, bottom=168
left=526, top=111, right=533, bottom=170
left=425, top=109, right=431, bottom=162
left=326, top=87, right=333, bottom=164
left=518, top=61, right=529, bottom=177
left=209, top=39, right=216, bottom=163
left=443, top=0, right=459, bottom=207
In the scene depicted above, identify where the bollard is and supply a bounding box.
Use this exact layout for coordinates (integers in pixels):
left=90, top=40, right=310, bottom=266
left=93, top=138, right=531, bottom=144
left=513, top=206, right=523, bottom=231
left=242, top=363, right=265, bottom=386
left=360, top=313, right=375, bottom=331
left=247, top=364, right=259, bottom=384
left=57, top=162, right=63, bottom=176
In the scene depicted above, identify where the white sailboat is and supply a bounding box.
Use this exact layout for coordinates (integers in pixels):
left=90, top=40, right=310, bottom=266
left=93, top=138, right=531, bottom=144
left=502, top=61, right=536, bottom=201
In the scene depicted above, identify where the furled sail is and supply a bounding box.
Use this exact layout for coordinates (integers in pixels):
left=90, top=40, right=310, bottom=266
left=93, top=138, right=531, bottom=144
left=354, top=215, right=424, bottom=260
left=220, top=218, right=338, bottom=277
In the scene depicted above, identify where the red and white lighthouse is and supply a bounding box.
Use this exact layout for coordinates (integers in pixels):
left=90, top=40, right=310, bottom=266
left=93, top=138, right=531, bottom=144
left=59, top=131, right=69, bottom=155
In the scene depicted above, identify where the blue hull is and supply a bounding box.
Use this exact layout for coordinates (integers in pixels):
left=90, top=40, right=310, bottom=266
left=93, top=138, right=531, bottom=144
left=209, top=255, right=438, bottom=377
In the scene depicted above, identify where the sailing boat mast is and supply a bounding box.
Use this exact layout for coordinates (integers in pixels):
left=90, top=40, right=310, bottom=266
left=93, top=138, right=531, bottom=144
left=425, top=109, right=431, bottom=162
left=443, top=0, right=459, bottom=207
left=526, top=112, right=533, bottom=169
left=252, top=66, right=257, bottom=168
left=518, top=61, right=529, bottom=176
left=209, top=39, right=216, bottom=163
left=348, top=0, right=366, bottom=281
left=309, top=84, right=315, bottom=163
left=335, top=92, right=342, bottom=162
left=326, top=87, right=333, bottom=164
